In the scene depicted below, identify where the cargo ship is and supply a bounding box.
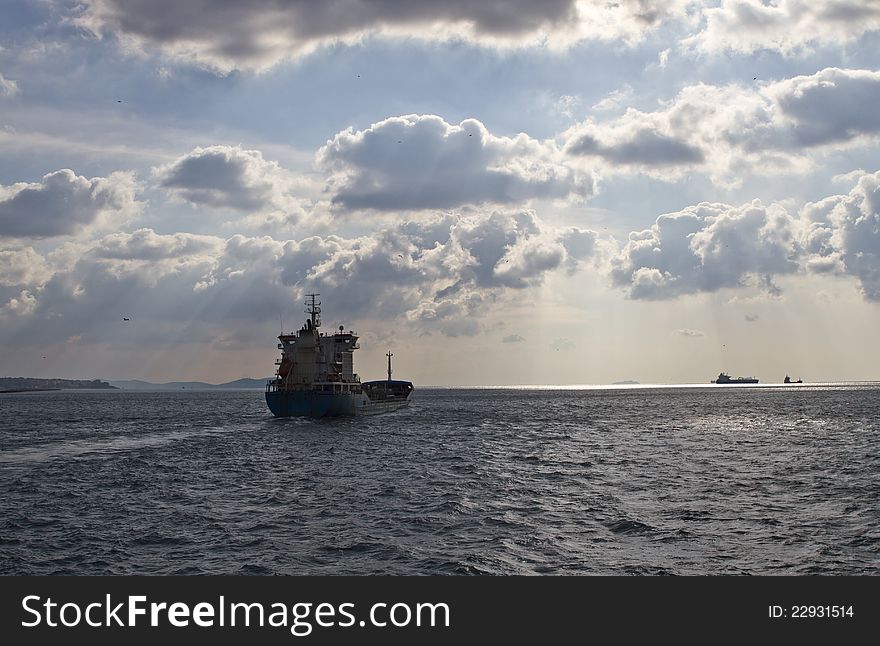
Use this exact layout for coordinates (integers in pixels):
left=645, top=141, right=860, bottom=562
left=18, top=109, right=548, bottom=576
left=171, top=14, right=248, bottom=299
left=265, top=294, right=413, bottom=417
left=712, top=372, right=759, bottom=384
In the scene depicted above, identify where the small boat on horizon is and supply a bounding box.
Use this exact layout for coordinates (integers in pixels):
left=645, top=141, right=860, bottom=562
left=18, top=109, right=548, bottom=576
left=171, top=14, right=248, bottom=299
left=712, top=372, right=759, bottom=384
left=783, top=375, right=803, bottom=384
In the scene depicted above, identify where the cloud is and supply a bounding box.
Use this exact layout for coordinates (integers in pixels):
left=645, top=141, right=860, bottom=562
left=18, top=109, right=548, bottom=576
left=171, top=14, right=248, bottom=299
left=769, top=68, right=880, bottom=147
left=0, top=245, right=51, bottom=287
left=317, top=115, right=593, bottom=211
left=0, top=72, right=18, bottom=97
left=802, top=171, right=880, bottom=300
left=564, top=68, right=880, bottom=184
left=75, top=1, right=689, bottom=72
left=0, top=209, right=598, bottom=342
left=689, top=0, right=880, bottom=56
left=555, top=94, right=582, bottom=119
left=0, top=169, right=141, bottom=239
left=608, top=170, right=880, bottom=302
left=676, top=328, right=704, bottom=337
left=503, top=334, right=526, bottom=343
left=744, top=313, right=759, bottom=322
left=567, top=121, right=705, bottom=166
left=153, top=145, right=310, bottom=224
left=610, top=200, right=801, bottom=299
left=293, top=210, right=597, bottom=332
left=559, top=226, right=599, bottom=273
left=95, top=228, right=223, bottom=262
left=591, top=84, right=634, bottom=112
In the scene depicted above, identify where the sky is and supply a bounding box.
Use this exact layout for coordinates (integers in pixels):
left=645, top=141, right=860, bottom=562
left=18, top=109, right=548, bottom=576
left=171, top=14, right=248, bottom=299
left=1, top=0, right=880, bottom=385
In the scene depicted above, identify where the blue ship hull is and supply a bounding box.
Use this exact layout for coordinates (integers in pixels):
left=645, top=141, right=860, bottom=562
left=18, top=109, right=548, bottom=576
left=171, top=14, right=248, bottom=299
left=266, top=390, right=360, bottom=417
left=265, top=387, right=411, bottom=418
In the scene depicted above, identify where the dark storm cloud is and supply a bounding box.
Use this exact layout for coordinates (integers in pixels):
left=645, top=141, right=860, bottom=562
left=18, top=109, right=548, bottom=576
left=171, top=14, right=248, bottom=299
left=0, top=169, right=139, bottom=238
left=318, top=115, right=592, bottom=211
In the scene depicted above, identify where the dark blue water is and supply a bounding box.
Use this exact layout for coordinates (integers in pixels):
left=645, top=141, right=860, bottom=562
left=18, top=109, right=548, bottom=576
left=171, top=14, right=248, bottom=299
left=1, top=385, right=878, bottom=574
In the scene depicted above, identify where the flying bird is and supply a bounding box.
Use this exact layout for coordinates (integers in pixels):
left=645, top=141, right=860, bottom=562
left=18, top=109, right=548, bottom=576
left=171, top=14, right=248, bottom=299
left=122, top=317, right=130, bottom=321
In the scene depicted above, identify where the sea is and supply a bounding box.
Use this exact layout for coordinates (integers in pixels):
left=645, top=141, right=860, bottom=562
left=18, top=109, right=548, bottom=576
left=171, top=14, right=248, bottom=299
left=1, top=384, right=878, bottom=575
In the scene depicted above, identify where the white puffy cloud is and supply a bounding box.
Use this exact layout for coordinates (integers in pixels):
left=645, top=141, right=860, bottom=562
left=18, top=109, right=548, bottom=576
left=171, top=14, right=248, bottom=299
left=0, top=169, right=141, bottom=238
left=768, top=68, right=880, bottom=147
left=0, top=209, right=599, bottom=341
left=565, top=69, right=880, bottom=184
left=0, top=290, right=37, bottom=318
left=289, top=210, right=589, bottom=331
left=95, top=228, right=222, bottom=261
left=0, top=245, right=51, bottom=286
left=0, top=72, right=18, bottom=97
left=75, top=0, right=689, bottom=72
left=153, top=145, right=310, bottom=225
left=802, top=171, right=880, bottom=300
left=503, top=334, right=526, bottom=343
left=318, top=114, right=593, bottom=211
left=610, top=200, right=802, bottom=299
left=609, top=171, right=880, bottom=302
left=676, top=328, right=704, bottom=337
left=690, top=0, right=880, bottom=56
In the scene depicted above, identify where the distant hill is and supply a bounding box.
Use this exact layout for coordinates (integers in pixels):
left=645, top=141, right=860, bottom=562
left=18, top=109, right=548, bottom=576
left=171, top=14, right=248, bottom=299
left=109, top=378, right=269, bottom=390
left=612, top=380, right=640, bottom=385
left=0, top=377, right=118, bottom=392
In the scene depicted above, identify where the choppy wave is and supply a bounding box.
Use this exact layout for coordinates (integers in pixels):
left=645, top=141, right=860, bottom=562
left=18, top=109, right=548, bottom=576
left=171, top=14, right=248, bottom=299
left=1, top=386, right=878, bottom=574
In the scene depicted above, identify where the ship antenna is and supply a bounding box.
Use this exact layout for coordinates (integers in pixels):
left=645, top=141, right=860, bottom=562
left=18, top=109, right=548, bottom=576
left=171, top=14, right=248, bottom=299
left=387, top=351, right=393, bottom=382
left=305, top=293, right=321, bottom=328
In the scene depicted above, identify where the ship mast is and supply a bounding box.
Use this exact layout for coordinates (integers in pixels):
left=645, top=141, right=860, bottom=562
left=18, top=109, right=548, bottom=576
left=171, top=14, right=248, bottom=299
left=305, top=293, right=321, bottom=329
left=387, top=351, right=393, bottom=382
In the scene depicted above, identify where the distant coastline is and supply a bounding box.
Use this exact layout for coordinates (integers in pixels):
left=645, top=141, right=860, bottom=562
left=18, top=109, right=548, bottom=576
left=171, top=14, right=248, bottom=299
left=109, top=378, right=270, bottom=390
left=0, top=377, right=118, bottom=393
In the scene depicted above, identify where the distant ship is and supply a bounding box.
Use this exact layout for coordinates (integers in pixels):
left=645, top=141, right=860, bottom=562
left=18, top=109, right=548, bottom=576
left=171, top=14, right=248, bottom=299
left=712, top=372, right=759, bottom=384
left=265, top=294, right=413, bottom=417
left=783, top=375, right=803, bottom=384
